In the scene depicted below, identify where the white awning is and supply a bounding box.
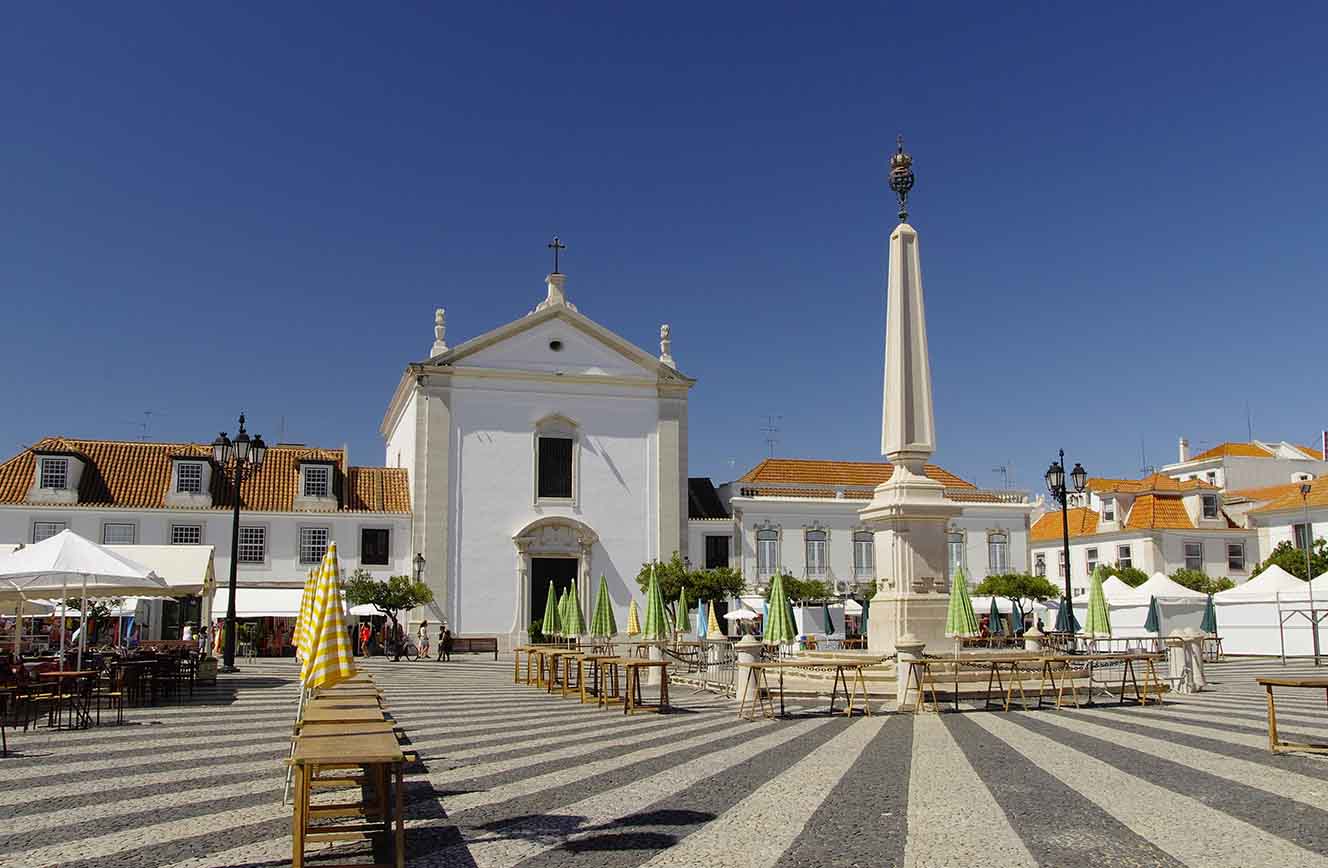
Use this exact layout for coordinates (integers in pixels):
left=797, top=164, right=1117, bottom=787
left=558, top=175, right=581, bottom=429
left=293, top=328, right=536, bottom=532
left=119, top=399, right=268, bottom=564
left=107, top=545, right=215, bottom=596
left=211, top=588, right=305, bottom=619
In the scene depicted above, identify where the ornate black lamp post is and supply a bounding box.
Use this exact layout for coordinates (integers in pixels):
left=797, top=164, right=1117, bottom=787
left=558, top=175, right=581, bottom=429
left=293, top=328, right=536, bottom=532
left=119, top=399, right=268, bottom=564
left=212, top=414, right=266, bottom=673
left=1302, top=483, right=1321, bottom=665
left=1045, top=449, right=1087, bottom=632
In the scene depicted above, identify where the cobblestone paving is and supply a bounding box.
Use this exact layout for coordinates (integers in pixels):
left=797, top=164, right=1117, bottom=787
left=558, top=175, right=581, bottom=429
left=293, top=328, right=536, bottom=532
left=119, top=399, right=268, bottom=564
left=4, top=657, right=1328, bottom=867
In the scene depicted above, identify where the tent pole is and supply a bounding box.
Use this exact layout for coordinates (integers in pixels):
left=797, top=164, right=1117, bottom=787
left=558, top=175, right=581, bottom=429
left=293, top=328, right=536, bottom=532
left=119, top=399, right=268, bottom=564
left=59, top=577, right=68, bottom=672
left=1278, top=593, right=1286, bottom=665
left=78, top=574, right=89, bottom=671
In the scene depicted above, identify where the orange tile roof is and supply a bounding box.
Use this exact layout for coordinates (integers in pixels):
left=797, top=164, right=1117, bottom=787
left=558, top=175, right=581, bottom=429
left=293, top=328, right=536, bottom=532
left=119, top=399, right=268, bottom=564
left=1124, top=494, right=1194, bottom=530
left=1251, top=476, right=1328, bottom=513
left=1030, top=507, right=1099, bottom=542
left=738, top=458, right=974, bottom=490
left=0, top=438, right=409, bottom=513
left=1189, top=442, right=1273, bottom=461
left=1087, top=472, right=1217, bottom=494
left=1224, top=482, right=1305, bottom=503
left=1295, top=444, right=1326, bottom=460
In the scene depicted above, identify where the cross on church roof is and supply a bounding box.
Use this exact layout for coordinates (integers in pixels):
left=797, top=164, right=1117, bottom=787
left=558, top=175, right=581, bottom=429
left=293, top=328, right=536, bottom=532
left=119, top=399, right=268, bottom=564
left=547, top=236, right=566, bottom=274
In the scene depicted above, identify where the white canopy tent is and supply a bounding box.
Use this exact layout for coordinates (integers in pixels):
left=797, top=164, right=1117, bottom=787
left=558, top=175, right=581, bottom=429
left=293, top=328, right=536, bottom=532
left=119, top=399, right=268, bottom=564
left=211, top=587, right=306, bottom=619
left=1212, top=565, right=1321, bottom=656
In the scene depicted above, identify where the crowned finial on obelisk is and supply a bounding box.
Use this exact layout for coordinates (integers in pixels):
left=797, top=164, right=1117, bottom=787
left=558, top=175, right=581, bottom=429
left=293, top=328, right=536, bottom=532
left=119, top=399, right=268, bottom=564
left=430, top=308, right=448, bottom=356
left=888, top=134, right=915, bottom=222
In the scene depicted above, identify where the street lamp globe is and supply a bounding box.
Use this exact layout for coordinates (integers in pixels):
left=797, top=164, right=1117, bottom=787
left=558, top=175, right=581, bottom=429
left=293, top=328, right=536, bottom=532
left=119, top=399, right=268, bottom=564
left=233, top=428, right=252, bottom=463
left=1070, top=463, right=1088, bottom=494
left=1045, top=461, right=1065, bottom=495
left=250, top=434, right=267, bottom=470
left=211, top=433, right=232, bottom=465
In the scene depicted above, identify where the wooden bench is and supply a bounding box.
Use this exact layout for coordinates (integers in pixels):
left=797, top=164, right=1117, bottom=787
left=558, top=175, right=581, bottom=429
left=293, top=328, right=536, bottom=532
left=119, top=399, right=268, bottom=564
left=1257, top=676, right=1328, bottom=754
left=449, top=637, right=499, bottom=660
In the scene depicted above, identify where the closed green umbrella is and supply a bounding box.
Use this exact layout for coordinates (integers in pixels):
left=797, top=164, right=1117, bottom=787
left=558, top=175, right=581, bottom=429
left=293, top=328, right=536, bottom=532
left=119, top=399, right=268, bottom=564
left=590, top=575, right=617, bottom=637
left=676, top=586, right=691, bottom=634
left=641, top=567, right=670, bottom=640
left=1083, top=565, right=1112, bottom=637
left=987, top=596, right=1002, bottom=636
left=563, top=581, right=586, bottom=637
left=945, top=566, right=979, bottom=637
left=1144, top=595, right=1163, bottom=635
left=859, top=594, right=869, bottom=637
left=1005, top=602, right=1020, bottom=637
left=1054, top=598, right=1080, bottom=633
left=823, top=603, right=835, bottom=635
left=764, top=573, right=797, bottom=645
left=1200, top=594, right=1218, bottom=635
left=540, top=580, right=561, bottom=638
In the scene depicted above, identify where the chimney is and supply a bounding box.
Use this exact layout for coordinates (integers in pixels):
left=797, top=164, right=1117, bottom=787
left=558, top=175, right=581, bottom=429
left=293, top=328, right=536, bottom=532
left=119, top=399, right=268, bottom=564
left=1178, top=437, right=1190, bottom=463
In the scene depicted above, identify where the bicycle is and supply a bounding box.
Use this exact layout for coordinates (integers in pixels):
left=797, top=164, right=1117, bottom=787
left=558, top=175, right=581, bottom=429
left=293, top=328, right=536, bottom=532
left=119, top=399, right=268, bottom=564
left=386, top=639, right=420, bottom=662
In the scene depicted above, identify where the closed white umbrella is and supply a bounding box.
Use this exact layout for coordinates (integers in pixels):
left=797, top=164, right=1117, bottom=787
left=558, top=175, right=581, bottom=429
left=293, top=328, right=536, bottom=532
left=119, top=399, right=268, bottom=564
left=0, top=530, right=168, bottom=669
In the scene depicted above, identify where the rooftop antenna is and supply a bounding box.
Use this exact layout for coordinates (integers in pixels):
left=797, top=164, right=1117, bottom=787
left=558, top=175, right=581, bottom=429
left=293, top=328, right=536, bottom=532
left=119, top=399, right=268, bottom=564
left=1139, top=436, right=1155, bottom=476
left=1246, top=401, right=1253, bottom=442
left=120, top=409, right=166, bottom=441
left=760, top=415, right=782, bottom=457
left=992, top=463, right=1011, bottom=489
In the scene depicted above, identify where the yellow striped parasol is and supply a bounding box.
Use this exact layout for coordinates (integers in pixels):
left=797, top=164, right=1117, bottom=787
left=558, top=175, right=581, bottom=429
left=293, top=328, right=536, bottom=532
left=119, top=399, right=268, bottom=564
left=300, top=542, right=357, bottom=690
left=625, top=598, right=641, bottom=636
left=706, top=602, right=721, bottom=637
left=293, top=568, right=316, bottom=660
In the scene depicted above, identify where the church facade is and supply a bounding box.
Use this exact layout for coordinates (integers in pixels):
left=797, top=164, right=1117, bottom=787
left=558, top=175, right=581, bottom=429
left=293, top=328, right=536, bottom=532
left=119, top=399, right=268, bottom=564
left=380, top=270, right=693, bottom=649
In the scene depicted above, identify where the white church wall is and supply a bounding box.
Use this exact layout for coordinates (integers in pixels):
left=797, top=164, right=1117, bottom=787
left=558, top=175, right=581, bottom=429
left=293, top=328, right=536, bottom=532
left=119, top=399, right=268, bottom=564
left=384, top=389, right=417, bottom=476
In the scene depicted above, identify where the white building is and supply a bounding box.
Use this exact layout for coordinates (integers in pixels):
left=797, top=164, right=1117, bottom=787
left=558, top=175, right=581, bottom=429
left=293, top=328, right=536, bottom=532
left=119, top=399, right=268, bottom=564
left=1245, top=476, right=1328, bottom=566
left=380, top=270, right=692, bottom=648
left=0, top=437, right=412, bottom=639
left=1163, top=436, right=1326, bottom=490
left=1029, top=472, right=1256, bottom=596
left=709, top=458, right=1032, bottom=594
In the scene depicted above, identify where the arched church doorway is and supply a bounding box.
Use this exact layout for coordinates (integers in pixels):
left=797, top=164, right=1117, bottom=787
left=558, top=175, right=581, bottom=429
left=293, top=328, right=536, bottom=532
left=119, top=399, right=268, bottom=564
left=530, top=557, right=577, bottom=631
left=512, top=516, right=597, bottom=643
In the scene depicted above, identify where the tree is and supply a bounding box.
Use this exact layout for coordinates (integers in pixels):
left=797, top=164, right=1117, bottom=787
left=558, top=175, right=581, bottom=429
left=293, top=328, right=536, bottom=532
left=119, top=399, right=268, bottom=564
left=1101, top=563, right=1149, bottom=587
left=1257, top=538, right=1328, bottom=581
left=1169, top=569, right=1235, bottom=595
left=974, top=573, right=1061, bottom=627
left=344, top=570, right=435, bottom=661
left=63, top=596, right=122, bottom=645
left=635, top=553, right=745, bottom=619
left=757, top=573, right=833, bottom=603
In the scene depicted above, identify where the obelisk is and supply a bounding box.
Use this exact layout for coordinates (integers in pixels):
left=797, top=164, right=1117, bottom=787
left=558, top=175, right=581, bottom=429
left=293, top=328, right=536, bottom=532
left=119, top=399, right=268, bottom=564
left=860, top=137, right=961, bottom=656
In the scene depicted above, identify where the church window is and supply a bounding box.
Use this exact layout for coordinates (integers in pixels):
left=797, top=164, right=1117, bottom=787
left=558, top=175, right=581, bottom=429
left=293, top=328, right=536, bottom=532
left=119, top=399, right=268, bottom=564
left=756, top=529, right=778, bottom=577
left=537, top=437, right=574, bottom=499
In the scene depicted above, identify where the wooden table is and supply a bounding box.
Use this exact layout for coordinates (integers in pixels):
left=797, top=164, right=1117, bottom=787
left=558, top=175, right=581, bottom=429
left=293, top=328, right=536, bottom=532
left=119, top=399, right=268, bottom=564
left=905, top=652, right=1165, bottom=713
left=578, top=654, right=618, bottom=705
left=39, top=670, right=98, bottom=729
left=290, top=728, right=405, bottom=868
left=301, top=702, right=389, bottom=725
left=593, top=656, right=624, bottom=709
left=619, top=659, right=669, bottom=715
left=544, top=650, right=576, bottom=693
left=560, top=653, right=584, bottom=698
left=737, top=659, right=879, bottom=720
left=1257, top=676, right=1328, bottom=754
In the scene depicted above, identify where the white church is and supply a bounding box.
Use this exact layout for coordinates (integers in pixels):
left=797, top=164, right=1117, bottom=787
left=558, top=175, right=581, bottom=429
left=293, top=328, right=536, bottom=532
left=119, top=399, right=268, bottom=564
left=380, top=265, right=693, bottom=649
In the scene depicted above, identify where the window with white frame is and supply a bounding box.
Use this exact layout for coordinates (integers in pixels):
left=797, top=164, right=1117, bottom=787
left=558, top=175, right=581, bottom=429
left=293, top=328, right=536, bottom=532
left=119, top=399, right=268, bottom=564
left=537, top=437, right=574, bottom=499
left=1184, top=541, right=1203, bottom=571
left=947, top=531, right=965, bottom=575
left=1227, top=542, right=1246, bottom=572
left=852, top=531, right=874, bottom=578
left=237, top=526, right=266, bottom=563
left=1201, top=494, right=1219, bottom=520
left=988, top=531, right=1010, bottom=573
left=1102, top=499, right=1115, bottom=522
left=1034, top=553, right=1046, bottom=577
left=39, top=457, right=69, bottom=489
left=300, top=527, right=330, bottom=565
left=1073, top=587, right=1086, bottom=597
left=171, top=524, right=203, bottom=545
left=1057, top=549, right=1067, bottom=579
left=1293, top=523, right=1311, bottom=552
left=361, top=528, right=390, bottom=565
left=1086, top=546, right=1099, bottom=576
left=32, top=521, right=66, bottom=542
left=1117, top=544, right=1132, bottom=569
left=176, top=462, right=204, bottom=493
left=804, top=530, right=827, bottom=577
left=303, top=465, right=331, bottom=498
left=102, top=523, right=136, bottom=545
left=756, top=529, right=778, bottom=577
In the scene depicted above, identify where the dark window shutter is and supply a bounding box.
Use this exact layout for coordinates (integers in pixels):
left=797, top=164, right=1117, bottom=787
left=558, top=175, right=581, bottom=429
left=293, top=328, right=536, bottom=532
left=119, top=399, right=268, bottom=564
left=538, top=437, right=574, bottom=498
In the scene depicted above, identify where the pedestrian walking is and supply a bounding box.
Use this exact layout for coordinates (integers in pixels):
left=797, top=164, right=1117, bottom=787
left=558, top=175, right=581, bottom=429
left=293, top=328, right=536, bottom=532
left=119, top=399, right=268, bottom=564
left=417, top=619, right=431, bottom=658
left=441, top=625, right=453, bottom=662
left=359, top=622, right=371, bottom=657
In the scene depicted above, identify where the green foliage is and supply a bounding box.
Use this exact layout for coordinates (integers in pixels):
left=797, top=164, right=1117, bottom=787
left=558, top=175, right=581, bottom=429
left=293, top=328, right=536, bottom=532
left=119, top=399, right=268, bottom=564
left=758, top=573, right=833, bottom=603
left=62, top=596, right=122, bottom=621
left=1257, top=538, right=1328, bottom=581
left=529, top=621, right=547, bottom=644
left=345, top=570, right=435, bottom=657
left=635, top=553, right=746, bottom=616
left=1169, top=569, right=1235, bottom=595
left=974, top=572, right=1061, bottom=622
left=1101, top=564, right=1149, bottom=587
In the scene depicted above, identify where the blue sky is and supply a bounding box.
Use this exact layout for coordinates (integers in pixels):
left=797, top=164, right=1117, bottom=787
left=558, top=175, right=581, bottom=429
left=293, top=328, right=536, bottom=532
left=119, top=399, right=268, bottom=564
left=2, top=3, right=1325, bottom=492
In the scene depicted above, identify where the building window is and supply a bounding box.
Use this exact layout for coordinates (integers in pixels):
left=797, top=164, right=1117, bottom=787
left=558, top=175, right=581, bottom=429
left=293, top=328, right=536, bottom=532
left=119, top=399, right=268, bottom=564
left=1206, top=470, right=1217, bottom=485
left=102, top=523, right=136, bottom=545
left=536, top=437, right=574, bottom=499
left=1102, top=500, right=1115, bottom=522
left=237, top=526, right=266, bottom=563
left=1117, top=545, right=1132, bottom=569
left=171, top=524, right=203, bottom=545
left=756, top=529, right=778, bottom=577
left=300, top=527, right=330, bottom=565
left=1073, top=587, right=1086, bottom=597
left=176, top=462, right=204, bottom=494
left=304, top=465, right=331, bottom=498
left=32, top=521, right=66, bottom=543
left=1227, top=542, right=1246, bottom=572
left=853, top=531, right=874, bottom=578
left=947, top=531, right=965, bottom=575
left=361, top=528, right=390, bottom=565
left=1086, top=547, right=1099, bottom=576
left=704, top=535, right=730, bottom=569
left=1294, top=523, right=1311, bottom=552
left=1201, top=494, right=1219, bottom=520
left=805, top=530, right=827, bottom=577
left=1184, top=541, right=1203, bottom=571
left=988, top=532, right=1010, bottom=574
left=1034, top=553, right=1046, bottom=577
left=39, top=458, right=69, bottom=490
left=1058, top=550, right=1067, bottom=579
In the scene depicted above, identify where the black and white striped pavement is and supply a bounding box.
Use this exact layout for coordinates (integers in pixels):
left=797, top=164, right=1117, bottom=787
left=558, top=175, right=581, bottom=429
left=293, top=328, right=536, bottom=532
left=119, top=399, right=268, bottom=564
left=3, top=656, right=1328, bottom=867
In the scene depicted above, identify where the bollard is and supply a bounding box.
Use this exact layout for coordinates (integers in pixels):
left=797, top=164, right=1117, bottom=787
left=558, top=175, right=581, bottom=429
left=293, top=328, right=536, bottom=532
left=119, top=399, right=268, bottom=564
left=647, top=642, right=663, bottom=687
left=1023, top=622, right=1043, bottom=653
left=734, top=635, right=761, bottom=706
left=1165, top=631, right=1193, bottom=694
left=895, top=633, right=926, bottom=712
left=1182, top=628, right=1207, bottom=691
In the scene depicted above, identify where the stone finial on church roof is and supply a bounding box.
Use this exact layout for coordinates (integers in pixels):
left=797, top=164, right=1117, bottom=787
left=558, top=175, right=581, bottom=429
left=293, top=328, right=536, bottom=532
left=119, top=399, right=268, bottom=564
left=536, top=272, right=577, bottom=313
left=659, top=323, right=674, bottom=367
left=431, top=307, right=448, bottom=356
